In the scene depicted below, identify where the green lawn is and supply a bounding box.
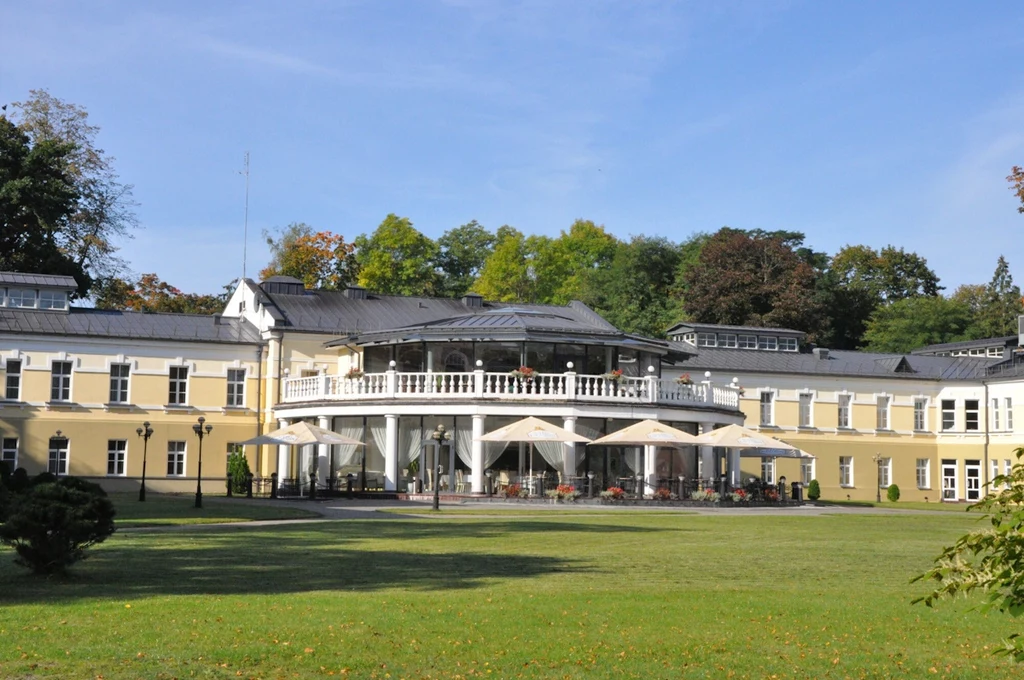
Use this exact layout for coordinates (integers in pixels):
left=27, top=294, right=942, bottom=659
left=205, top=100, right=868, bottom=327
left=0, top=511, right=1016, bottom=678
left=109, top=492, right=321, bottom=526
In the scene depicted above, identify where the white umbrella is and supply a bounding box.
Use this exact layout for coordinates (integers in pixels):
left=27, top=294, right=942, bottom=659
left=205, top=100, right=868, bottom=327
left=476, top=417, right=591, bottom=489
left=239, top=421, right=364, bottom=447
left=588, top=419, right=699, bottom=447
left=692, top=424, right=806, bottom=456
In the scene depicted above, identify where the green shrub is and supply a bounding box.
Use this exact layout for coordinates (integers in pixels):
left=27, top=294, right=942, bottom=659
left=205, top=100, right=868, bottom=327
left=887, top=484, right=900, bottom=502
left=0, top=477, right=116, bottom=575
left=226, top=451, right=252, bottom=495
left=807, top=479, right=821, bottom=501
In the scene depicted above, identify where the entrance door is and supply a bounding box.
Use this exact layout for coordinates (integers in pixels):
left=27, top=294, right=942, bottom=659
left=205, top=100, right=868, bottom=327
left=965, top=460, right=981, bottom=502
left=941, top=459, right=958, bottom=501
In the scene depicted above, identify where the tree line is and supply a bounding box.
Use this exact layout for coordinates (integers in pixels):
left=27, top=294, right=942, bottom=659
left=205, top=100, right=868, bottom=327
left=3, top=91, right=1023, bottom=351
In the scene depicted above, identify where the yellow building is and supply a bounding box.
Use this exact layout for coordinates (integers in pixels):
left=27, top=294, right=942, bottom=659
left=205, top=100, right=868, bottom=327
left=0, top=272, right=262, bottom=494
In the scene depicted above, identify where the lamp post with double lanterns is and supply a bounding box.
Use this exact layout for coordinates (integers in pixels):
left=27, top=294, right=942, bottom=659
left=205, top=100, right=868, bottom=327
left=136, top=421, right=153, bottom=502
left=192, top=416, right=213, bottom=508
left=430, top=424, right=450, bottom=511
left=872, top=453, right=882, bottom=503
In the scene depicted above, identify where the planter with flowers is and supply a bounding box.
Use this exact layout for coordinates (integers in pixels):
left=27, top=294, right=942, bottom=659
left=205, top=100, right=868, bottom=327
left=508, top=366, right=536, bottom=392
left=729, top=489, right=749, bottom=504
left=502, top=483, right=525, bottom=500
left=600, top=486, right=625, bottom=502
left=545, top=484, right=580, bottom=503
left=652, top=487, right=673, bottom=502
left=676, top=373, right=694, bottom=386
left=345, top=367, right=364, bottom=380
left=690, top=488, right=721, bottom=503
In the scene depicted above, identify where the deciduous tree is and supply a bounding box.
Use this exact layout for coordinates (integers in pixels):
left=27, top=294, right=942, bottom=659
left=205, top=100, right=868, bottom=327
left=472, top=226, right=534, bottom=302
left=861, top=295, right=971, bottom=353
left=1008, top=166, right=1024, bottom=214
left=92, top=273, right=225, bottom=314
left=354, top=214, right=440, bottom=296
left=261, top=222, right=356, bottom=289
left=436, top=220, right=496, bottom=298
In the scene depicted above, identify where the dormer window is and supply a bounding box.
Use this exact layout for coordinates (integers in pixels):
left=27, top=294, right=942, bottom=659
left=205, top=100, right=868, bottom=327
left=758, top=336, right=778, bottom=351
left=721, top=334, right=738, bottom=348
left=779, top=337, right=798, bottom=352
left=6, top=288, right=36, bottom=308
left=39, top=290, right=68, bottom=310
left=738, top=334, right=757, bottom=349
left=696, top=332, right=717, bottom=347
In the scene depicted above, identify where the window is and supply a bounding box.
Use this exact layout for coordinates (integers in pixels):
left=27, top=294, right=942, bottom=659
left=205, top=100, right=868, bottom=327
left=941, top=400, right=955, bottom=431
left=167, top=441, right=186, bottom=476
left=878, top=457, right=891, bottom=488
left=109, top=364, right=130, bottom=403
left=801, top=459, right=814, bottom=485
left=738, top=334, right=757, bottom=349
left=48, top=436, right=68, bottom=475
left=798, top=393, right=813, bottom=428
left=992, top=398, right=1000, bottom=430
left=1007, top=459, right=1013, bottom=479
left=991, top=459, right=1000, bottom=489
left=779, top=337, right=798, bottom=352
left=839, top=456, right=853, bottom=487
left=169, top=366, right=188, bottom=405
left=7, top=288, right=36, bottom=308
left=761, top=457, right=775, bottom=484
left=696, top=332, right=717, bottom=347
left=51, top=360, right=72, bottom=402
left=759, top=392, right=774, bottom=426
left=876, top=395, right=890, bottom=430
left=1, top=437, right=17, bottom=469
left=916, top=459, right=930, bottom=489
left=4, top=359, right=21, bottom=400
left=969, top=348, right=984, bottom=357
left=1006, top=398, right=1014, bottom=431
left=914, top=398, right=927, bottom=431
left=988, top=347, right=1003, bottom=358
left=107, top=439, right=126, bottom=476
left=720, top=334, right=737, bottom=348
left=38, top=290, right=67, bottom=310
left=837, top=394, right=851, bottom=429
left=758, top=336, right=778, bottom=351
left=964, top=399, right=979, bottom=431
left=226, top=368, right=246, bottom=407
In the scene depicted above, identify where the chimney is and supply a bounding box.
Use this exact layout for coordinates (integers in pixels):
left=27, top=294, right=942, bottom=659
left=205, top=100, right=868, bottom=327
left=213, top=313, right=222, bottom=325
left=812, top=347, right=830, bottom=360
left=462, top=293, right=483, bottom=308
left=344, top=285, right=367, bottom=300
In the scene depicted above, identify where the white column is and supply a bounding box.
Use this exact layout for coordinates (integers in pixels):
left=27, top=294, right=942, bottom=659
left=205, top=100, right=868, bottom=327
left=644, top=445, right=657, bottom=495
left=729, top=448, right=742, bottom=488
left=276, top=419, right=290, bottom=479
left=384, top=414, right=399, bottom=491
left=561, top=416, right=578, bottom=482
left=471, top=414, right=486, bottom=494
left=700, top=421, right=716, bottom=483
left=317, top=416, right=330, bottom=488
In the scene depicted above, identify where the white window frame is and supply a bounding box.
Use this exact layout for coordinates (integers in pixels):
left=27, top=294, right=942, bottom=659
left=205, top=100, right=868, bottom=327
left=839, top=456, right=853, bottom=487
left=779, top=337, right=798, bottom=352
left=1, top=437, right=17, bottom=469
left=876, top=395, right=890, bottom=431
left=48, top=437, right=69, bottom=475
left=758, top=336, right=778, bottom=351
left=878, top=457, right=891, bottom=488
left=169, top=365, right=188, bottom=405
left=759, top=391, right=775, bottom=426
left=992, top=398, right=1000, bottom=431
left=1006, top=459, right=1013, bottom=479
left=720, top=334, right=738, bottom=348
left=1006, top=398, right=1013, bottom=431
left=941, top=399, right=955, bottom=431
left=837, top=393, right=851, bottom=429
left=991, top=459, right=1000, bottom=489
left=7, top=288, right=36, bottom=308
left=761, top=457, right=775, bottom=484
left=798, top=392, right=813, bottom=428
left=107, top=439, right=127, bottom=476
left=4, top=359, right=21, bottom=400
left=38, top=290, right=68, bottom=310
left=916, top=458, right=930, bottom=489
left=167, top=441, right=186, bottom=477
left=696, top=332, right=717, bottom=348
left=226, top=368, right=246, bottom=407
left=964, top=399, right=980, bottom=432
left=913, top=397, right=928, bottom=431
left=109, top=363, right=131, bottom=404
left=738, top=334, right=757, bottom=349
left=800, top=459, right=815, bottom=485
left=51, top=360, right=72, bottom=402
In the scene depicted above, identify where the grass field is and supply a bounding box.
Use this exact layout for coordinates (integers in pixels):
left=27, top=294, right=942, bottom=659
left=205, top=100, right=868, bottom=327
left=0, top=506, right=1018, bottom=679
left=109, top=493, right=321, bottom=526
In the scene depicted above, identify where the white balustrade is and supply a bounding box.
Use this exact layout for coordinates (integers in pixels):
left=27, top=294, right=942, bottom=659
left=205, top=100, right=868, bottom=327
left=279, top=370, right=740, bottom=411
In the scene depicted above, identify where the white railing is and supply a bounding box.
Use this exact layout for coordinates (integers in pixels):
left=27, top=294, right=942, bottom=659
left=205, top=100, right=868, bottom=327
left=282, top=370, right=741, bottom=411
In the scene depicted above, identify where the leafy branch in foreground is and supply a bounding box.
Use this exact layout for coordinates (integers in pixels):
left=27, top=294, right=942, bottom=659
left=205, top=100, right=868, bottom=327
left=912, top=448, right=1024, bottom=661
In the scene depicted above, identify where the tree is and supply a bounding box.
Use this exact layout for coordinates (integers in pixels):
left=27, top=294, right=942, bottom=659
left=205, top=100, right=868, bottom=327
left=226, top=450, right=252, bottom=495
left=436, top=220, right=496, bottom=298
left=1008, top=166, right=1024, bottom=214
left=542, top=219, right=619, bottom=305
left=11, top=90, right=138, bottom=284
left=472, top=226, right=535, bottom=302
left=0, top=115, right=88, bottom=290
left=861, top=295, right=972, bottom=353
left=683, top=229, right=824, bottom=339
left=913, top=448, right=1024, bottom=662
left=93, top=273, right=226, bottom=314
left=0, top=476, right=116, bottom=575
left=354, top=214, right=440, bottom=296
left=831, top=244, right=941, bottom=304
left=973, top=256, right=1022, bottom=339
left=261, top=222, right=356, bottom=289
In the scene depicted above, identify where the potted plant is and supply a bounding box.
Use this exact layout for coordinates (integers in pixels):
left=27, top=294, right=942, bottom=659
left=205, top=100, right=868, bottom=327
left=602, top=368, right=625, bottom=383
left=676, top=373, right=694, bottom=386
left=345, top=367, right=364, bottom=380
left=652, top=487, right=672, bottom=501
left=509, top=366, right=536, bottom=381
left=599, top=486, right=625, bottom=501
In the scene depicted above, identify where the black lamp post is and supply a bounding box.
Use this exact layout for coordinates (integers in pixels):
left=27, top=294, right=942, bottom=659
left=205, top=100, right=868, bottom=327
left=872, top=454, right=882, bottom=503
left=431, top=424, right=449, bottom=511
left=192, top=416, right=213, bottom=508
left=136, top=421, right=153, bottom=502
left=53, top=429, right=65, bottom=478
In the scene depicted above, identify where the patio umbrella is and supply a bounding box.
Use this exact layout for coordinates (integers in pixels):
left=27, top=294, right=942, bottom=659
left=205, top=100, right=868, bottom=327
left=691, top=424, right=806, bottom=456
left=239, top=421, right=364, bottom=447
left=476, top=417, right=591, bottom=487
left=588, top=419, right=699, bottom=447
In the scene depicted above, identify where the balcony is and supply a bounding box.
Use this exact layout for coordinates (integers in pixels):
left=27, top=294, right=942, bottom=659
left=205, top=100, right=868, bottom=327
left=281, top=370, right=739, bottom=410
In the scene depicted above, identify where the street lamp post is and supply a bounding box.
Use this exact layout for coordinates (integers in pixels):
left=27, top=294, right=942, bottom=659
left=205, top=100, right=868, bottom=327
left=192, top=416, right=213, bottom=508
left=872, top=453, right=882, bottom=503
left=431, top=424, right=450, bottom=511
left=136, top=421, right=153, bottom=502
left=53, top=430, right=65, bottom=478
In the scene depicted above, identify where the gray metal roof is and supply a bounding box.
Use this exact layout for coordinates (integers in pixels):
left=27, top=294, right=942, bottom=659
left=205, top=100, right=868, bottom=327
left=0, top=271, right=78, bottom=289
left=0, top=308, right=262, bottom=345
left=666, top=321, right=805, bottom=337
left=911, top=335, right=1017, bottom=355
left=675, top=345, right=998, bottom=381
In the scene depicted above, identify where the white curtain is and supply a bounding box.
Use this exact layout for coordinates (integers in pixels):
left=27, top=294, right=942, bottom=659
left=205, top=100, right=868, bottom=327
left=620, top=447, right=642, bottom=474
left=369, top=419, right=387, bottom=472
left=399, top=418, right=422, bottom=469
left=484, top=441, right=510, bottom=468
left=455, top=426, right=473, bottom=467
left=574, top=421, right=606, bottom=464
left=534, top=441, right=564, bottom=470
left=333, top=418, right=364, bottom=472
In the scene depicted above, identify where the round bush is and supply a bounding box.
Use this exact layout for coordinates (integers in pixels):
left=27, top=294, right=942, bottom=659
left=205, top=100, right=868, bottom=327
left=807, top=479, right=821, bottom=501
left=887, top=484, right=900, bottom=502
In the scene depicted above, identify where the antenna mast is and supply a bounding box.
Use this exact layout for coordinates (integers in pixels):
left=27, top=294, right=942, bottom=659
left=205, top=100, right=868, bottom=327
left=241, top=151, right=250, bottom=280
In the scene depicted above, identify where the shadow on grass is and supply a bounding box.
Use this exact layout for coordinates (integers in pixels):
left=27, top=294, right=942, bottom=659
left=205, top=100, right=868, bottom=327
left=0, top=520, right=608, bottom=603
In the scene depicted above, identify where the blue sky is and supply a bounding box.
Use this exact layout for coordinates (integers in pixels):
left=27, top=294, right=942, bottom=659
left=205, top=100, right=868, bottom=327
left=3, top=1, right=1024, bottom=295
